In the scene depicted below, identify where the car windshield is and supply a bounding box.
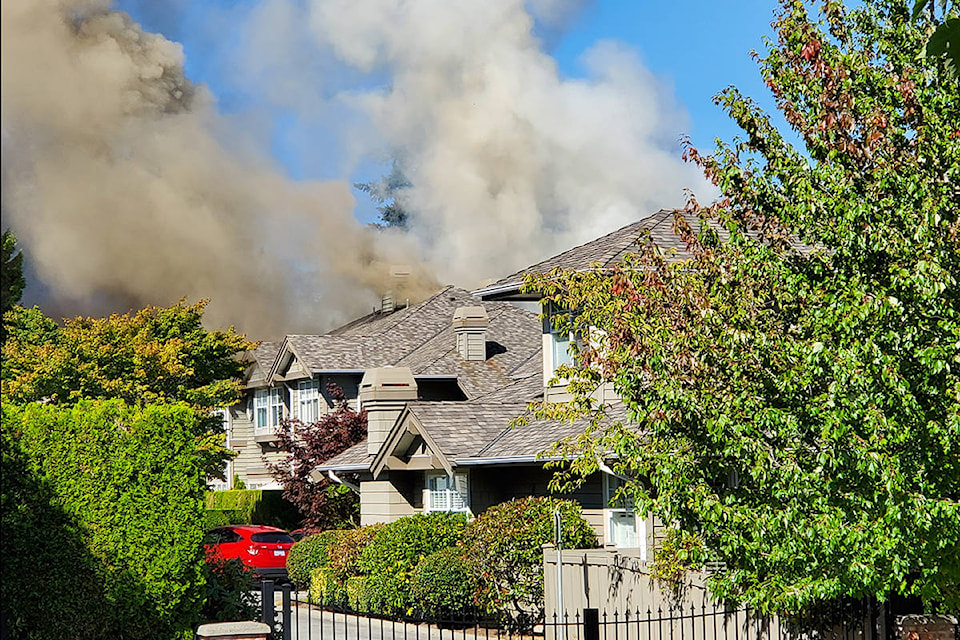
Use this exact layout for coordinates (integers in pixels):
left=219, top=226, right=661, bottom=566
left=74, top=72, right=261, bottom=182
left=250, top=532, right=294, bottom=544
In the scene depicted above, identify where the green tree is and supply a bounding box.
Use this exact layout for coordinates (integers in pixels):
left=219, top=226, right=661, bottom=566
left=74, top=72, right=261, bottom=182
left=355, top=160, right=412, bottom=229
left=529, top=0, right=959, bottom=614
left=912, top=0, right=960, bottom=76
left=2, top=299, right=256, bottom=474
left=1, top=230, right=26, bottom=329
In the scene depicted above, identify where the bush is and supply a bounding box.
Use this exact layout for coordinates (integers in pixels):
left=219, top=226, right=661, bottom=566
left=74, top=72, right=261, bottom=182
left=203, top=509, right=245, bottom=529
left=204, top=489, right=301, bottom=530
left=2, top=400, right=208, bottom=639
left=201, top=558, right=258, bottom=624
left=328, top=524, right=382, bottom=584
left=287, top=530, right=341, bottom=588
left=462, top=497, right=596, bottom=623
left=309, top=567, right=342, bottom=605
left=346, top=576, right=370, bottom=612
left=358, top=512, right=468, bottom=615
left=410, top=547, right=477, bottom=617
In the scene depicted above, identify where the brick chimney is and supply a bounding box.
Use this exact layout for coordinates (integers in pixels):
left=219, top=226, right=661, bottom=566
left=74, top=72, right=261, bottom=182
left=452, top=306, right=489, bottom=362
left=359, top=367, right=418, bottom=456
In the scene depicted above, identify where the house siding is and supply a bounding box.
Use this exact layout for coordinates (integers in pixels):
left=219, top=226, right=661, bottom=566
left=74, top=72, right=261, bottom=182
left=359, top=473, right=417, bottom=525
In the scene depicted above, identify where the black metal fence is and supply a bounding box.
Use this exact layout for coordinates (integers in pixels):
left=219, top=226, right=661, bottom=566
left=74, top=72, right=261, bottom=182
left=257, top=581, right=877, bottom=640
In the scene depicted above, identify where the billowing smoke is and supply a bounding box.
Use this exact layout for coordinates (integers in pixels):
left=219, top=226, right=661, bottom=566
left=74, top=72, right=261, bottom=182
left=1, top=0, right=711, bottom=336
left=306, top=0, right=711, bottom=282
left=1, top=0, right=436, bottom=336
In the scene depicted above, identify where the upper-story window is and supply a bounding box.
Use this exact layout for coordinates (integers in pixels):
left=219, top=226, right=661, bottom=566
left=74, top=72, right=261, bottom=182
left=544, top=301, right=576, bottom=378
left=254, top=387, right=285, bottom=435
left=296, top=378, right=320, bottom=423
left=424, top=472, right=470, bottom=513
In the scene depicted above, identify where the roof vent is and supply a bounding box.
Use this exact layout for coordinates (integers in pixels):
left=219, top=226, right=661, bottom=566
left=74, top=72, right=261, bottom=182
left=452, top=306, right=489, bottom=362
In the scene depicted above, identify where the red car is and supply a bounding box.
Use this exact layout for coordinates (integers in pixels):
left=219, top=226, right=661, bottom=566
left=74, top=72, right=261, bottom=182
left=203, top=525, right=295, bottom=583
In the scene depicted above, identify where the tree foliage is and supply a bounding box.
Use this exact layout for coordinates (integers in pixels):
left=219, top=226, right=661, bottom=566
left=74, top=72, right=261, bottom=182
left=529, top=0, right=959, bottom=614
left=355, top=160, right=412, bottom=229
left=267, top=383, right=367, bottom=529
left=1, top=299, right=255, bottom=474
left=1, top=230, right=26, bottom=322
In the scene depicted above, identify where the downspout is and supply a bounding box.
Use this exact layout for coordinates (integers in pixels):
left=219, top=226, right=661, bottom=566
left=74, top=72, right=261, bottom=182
left=327, top=470, right=360, bottom=494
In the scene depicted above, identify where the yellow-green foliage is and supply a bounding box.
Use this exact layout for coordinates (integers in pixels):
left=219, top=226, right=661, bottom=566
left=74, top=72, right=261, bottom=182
left=309, top=567, right=341, bottom=605
left=2, top=399, right=208, bottom=639
left=346, top=576, right=369, bottom=612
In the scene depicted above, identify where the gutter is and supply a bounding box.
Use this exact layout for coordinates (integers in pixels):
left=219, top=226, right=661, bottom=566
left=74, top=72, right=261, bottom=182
left=453, top=455, right=566, bottom=466
left=314, top=462, right=369, bottom=473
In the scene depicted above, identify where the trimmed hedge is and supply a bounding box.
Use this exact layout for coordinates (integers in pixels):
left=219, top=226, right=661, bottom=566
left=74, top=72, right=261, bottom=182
left=2, top=399, right=208, bottom=639
left=309, top=567, right=341, bottom=605
left=358, top=512, right=468, bottom=615
left=204, top=489, right=301, bottom=530
left=409, top=547, right=477, bottom=616
left=346, top=576, right=370, bottom=612
left=287, top=530, right=341, bottom=588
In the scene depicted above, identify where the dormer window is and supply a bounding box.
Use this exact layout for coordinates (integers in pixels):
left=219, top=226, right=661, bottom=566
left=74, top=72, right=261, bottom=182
left=296, top=377, right=320, bottom=423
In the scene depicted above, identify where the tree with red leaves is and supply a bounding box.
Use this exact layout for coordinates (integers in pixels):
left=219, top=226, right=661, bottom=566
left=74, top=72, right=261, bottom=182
left=268, top=384, right=367, bottom=531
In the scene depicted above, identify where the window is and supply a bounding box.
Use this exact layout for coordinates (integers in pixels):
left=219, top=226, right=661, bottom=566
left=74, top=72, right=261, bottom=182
left=544, top=301, right=576, bottom=376
left=424, top=472, right=470, bottom=513
left=296, top=378, right=320, bottom=423
left=605, top=475, right=645, bottom=556
left=254, top=387, right=285, bottom=435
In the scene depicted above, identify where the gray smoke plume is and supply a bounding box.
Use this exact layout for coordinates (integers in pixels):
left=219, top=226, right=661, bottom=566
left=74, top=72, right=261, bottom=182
left=243, top=0, right=712, bottom=284
left=2, top=0, right=711, bottom=336
left=1, top=0, right=436, bottom=336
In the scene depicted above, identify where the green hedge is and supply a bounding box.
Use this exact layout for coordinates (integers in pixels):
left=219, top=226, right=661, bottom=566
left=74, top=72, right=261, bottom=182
left=287, top=530, right=341, bottom=588
left=204, top=489, right=301, bottom=530
left=409, top=547, right=477, bottom=616
left=358, top=512, right=468, bottom=615
left=1, top=399, right=208, bottom=640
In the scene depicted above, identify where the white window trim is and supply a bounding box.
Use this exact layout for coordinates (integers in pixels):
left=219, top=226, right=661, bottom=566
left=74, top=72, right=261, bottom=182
left=423, top=471, right=471, bottom=514
left=296, top=377, right=320, bottom=423
left=254, top=387, right=286, bottom=436
left=604, top=474, right=646, bottom=558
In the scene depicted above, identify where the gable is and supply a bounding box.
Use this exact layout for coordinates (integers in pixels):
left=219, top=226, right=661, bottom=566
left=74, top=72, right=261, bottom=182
left=370, top=408, right=452, bottom=479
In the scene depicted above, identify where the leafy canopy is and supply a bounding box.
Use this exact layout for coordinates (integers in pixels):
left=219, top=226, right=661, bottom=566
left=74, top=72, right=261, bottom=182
left=2, top=299, right=255, bottom=474
left=1, top=230, right=26, bottom=323
left=529, top=0, right=959, bottom=614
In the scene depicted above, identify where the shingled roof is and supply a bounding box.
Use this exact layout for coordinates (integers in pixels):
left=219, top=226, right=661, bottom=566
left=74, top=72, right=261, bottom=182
left=267, top=286, right=542, bottom=399
left=474, top=209, right=689, bottom=300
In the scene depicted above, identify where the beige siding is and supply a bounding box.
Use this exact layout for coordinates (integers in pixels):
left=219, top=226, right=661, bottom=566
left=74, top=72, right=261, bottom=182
left=360, top=478, right=417, bottom=525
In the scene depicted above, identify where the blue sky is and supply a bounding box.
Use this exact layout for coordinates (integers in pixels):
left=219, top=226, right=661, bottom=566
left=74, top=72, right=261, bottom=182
left=118, top=0, right=783, bottom=224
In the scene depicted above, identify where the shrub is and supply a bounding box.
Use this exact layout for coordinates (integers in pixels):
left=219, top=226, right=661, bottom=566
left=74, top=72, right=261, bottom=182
left=204, top=489, right=301, bottom=530
left=287, top=530, right=341, bottom=588
left=358, top=512, right=468, bottom=615
left=2, top=400, right=208, bottom=639
left=462, top=497, right=596, bottom=623
left=328, top=524, right=383, bottom=584
left=410, top=547, right=478, bottom=617
left=203, top=509, right=244, bottom=529
left=201, top=558, right=258, bottom=624
left=346, top=576, right=370, bottom=612
left=309, top=567, right=342, bottom=606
